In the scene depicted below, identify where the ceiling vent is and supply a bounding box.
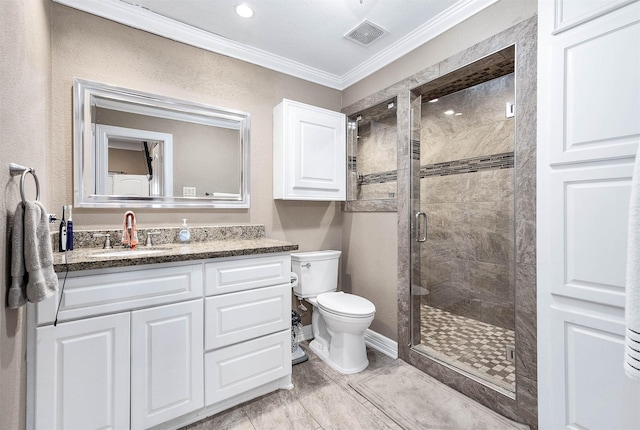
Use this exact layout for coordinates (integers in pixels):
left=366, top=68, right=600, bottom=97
left=344, top=20, right=388, bottom=47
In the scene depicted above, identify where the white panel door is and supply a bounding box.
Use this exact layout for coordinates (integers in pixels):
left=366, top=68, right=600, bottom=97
left=35, top=313, right=130, bottom=430
left=131, top=300, right=204, bottom=430
left=549, top=307, right=640, bottom=428
left=538, top=0, right=640, bottom=428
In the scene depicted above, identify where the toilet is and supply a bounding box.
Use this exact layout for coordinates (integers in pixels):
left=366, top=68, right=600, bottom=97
left=291, top=250, right=375, bottom=374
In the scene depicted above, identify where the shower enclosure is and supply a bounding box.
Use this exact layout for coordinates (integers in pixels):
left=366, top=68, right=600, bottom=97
left=409, top=47, right=517, bottom=396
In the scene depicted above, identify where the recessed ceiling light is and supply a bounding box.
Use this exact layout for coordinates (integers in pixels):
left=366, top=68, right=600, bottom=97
left=428, top=98, right=439, bottom=103
left=444, top=110, right=455, bottom=115
left=235, top=3, right=254, bottom=18
left=455, top=112, right=462, bottom=116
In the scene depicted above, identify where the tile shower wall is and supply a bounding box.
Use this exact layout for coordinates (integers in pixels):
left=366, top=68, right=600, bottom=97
left=351, top=110, right=397, bottom=200
left=420, top=74, right=515, bottom=330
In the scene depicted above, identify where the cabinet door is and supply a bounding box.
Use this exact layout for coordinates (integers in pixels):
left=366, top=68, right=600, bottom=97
left=131, top=300, right=204, bottom=430
left=35, top=313, right=130, bottom=430
left=274, top=99, right=346, bottom=200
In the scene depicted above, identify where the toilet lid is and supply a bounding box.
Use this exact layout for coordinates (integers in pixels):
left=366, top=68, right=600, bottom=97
left=316, top=292, right=375, bottom=317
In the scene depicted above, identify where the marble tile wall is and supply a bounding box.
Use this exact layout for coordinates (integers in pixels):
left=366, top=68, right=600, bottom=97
left=421, top=168, right=515, bottom=330
left=347, top=101, right=398, bottom=203
left=421, top=74, right=515, bottom=166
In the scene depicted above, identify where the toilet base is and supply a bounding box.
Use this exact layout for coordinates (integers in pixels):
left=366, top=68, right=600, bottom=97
left=309, top=338, right=369, bottom=375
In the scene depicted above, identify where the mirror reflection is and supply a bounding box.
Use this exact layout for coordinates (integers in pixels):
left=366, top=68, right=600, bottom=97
left=74, top=79, right=250, bottom=208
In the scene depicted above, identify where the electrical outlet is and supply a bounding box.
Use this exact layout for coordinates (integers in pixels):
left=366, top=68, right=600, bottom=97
left=182, top=186, right=196, bottom=197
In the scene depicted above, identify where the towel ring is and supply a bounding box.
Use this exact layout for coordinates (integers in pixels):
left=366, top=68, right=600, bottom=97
left=9, top=163, right=40, bottom=205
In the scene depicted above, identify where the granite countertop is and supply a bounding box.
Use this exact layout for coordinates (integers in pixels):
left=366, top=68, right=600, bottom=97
left=52, top=224, right=298, bottom=272
left=53, top=238, right=298, bottom=272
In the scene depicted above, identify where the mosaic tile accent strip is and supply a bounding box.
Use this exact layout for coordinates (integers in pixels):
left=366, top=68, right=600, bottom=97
left=420, top=152, right=514, bottom=178
left=415, top=46, right=515, bottom=102
left=358, top=170, right=398, bottom=185
left=419, top=304, right=516, bottom=393
left=412, top=139, right=420, bottom=160
left=348, top=155, right=357, bottom=172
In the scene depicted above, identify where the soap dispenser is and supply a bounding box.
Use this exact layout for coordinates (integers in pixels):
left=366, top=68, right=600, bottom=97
left=178, top=219, right=191, bottom=243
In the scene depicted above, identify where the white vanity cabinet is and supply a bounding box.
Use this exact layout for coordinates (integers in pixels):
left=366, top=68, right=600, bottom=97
left=30, top=253, right=292, bottom=430
left=35, top=312, right=131, bottom=430
left=203, top=254, right=292, bottom=406
left=273, top=99, right=346, bottom=201
left=33, top=263, right=204, bottom=430
left=130, top=300, right=204, bottom=430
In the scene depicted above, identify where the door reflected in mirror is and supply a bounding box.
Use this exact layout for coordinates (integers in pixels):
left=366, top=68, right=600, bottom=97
left=74, top=79, right=250, bottom=208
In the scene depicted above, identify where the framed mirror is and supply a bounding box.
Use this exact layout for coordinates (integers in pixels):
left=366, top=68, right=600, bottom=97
left=73, top=79, right=250, bottom=208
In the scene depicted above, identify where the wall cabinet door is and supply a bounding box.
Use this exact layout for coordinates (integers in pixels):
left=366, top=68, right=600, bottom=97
left=131, top=300, right=204, bottom=430
left=35, top=312, right=130, bottom=430
left=273, top=99, right=346, bottom=201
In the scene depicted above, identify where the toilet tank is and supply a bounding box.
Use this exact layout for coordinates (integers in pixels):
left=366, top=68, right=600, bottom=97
left=291, top=250, right=341, bottom=298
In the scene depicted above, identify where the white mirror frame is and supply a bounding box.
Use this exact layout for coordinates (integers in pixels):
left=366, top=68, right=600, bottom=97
left=73, top=78, right=250, bottom=208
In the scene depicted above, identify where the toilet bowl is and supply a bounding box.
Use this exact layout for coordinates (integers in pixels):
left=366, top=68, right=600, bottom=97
left=291, top=250, right=376, bottom=374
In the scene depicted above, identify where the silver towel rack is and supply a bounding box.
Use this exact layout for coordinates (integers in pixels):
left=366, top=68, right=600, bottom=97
left=10, top=162, right=40, bottom=205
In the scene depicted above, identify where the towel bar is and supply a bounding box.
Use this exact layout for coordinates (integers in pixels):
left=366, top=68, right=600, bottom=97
left=10, top=162, right=40, bottom=205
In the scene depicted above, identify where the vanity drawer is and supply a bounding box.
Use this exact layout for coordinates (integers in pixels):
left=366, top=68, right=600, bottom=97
left=204, top=329, right=291, bottom=406
left=38, top=264, right=203, bottom=325
left=204, top=254, right=291, bottom=296
left=205, top=283, right=290, bottom=350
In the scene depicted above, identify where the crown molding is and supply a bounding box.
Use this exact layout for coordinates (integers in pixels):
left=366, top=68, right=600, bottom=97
left=53, top=0, right=344, bottom=88
left=54, top=0, right=498, bottom=91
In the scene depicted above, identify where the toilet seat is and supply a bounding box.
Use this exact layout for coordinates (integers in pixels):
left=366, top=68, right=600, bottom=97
left=316, top=291, right=375, bottom=318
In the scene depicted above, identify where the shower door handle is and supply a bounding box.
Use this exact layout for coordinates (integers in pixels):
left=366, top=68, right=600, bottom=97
left=415, top=212, right=427, bottom=242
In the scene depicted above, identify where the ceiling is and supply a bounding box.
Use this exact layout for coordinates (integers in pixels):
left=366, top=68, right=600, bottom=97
left=54, top=0, right=499, bottom=89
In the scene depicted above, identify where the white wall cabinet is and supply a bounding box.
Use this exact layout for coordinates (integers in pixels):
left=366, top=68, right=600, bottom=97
left=30, top=254, right=292, bottom=430
left=273, top=99, right=346, bottom=201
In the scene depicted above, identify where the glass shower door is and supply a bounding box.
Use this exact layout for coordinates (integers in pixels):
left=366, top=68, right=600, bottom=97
left=409, top=66, right=517, bottom=396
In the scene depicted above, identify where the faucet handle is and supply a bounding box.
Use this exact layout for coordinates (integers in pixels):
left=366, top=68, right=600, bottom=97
left=93, top=233, right=112, bottom=249
left=145, top=231, right=161, bottom=247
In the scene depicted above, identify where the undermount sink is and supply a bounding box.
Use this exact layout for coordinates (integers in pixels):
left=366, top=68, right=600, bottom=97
left=90, top=248, right=171, bottom=258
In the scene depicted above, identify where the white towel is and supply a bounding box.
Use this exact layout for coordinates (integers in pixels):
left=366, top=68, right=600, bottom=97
left=8, top=203, right=27, bottom=308
left=625, top=145, right=640, bottom=380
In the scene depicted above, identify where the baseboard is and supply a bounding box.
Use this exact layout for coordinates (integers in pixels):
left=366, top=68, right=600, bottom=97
left=364, top=329, right=398, bottom=359
left=299, top=325, right=398, bottom=359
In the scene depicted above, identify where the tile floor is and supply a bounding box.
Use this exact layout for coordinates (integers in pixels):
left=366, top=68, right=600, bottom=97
left=418, top=304, right=516, bottom=393
left=182, top=341, right=525, bottom=430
